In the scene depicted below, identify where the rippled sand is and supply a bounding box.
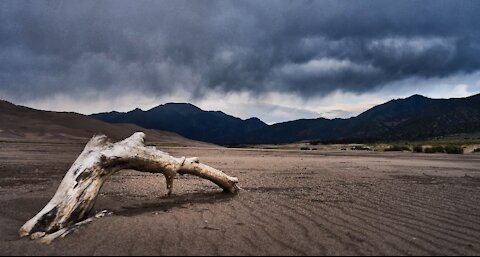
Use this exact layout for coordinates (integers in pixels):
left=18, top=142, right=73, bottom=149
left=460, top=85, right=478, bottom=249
left=1, top=142, right=479, bottom=255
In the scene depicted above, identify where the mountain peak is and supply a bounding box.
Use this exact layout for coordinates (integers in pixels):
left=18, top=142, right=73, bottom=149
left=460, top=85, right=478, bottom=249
left=245, top=117, right=267, bottom=126
left=408, top=94, right=428, bottom=99
left=149, top=102, right=202, bottom=113
left=164, top=102, right=198, bottom=107
left=398, top=94, right=432, bottom=104
left=246, top=117, right=262, bottom=122
left=391, top=94, right=431, bottom=103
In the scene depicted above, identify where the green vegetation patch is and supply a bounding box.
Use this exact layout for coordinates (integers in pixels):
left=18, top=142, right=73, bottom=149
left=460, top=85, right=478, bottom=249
left=412, top=145, right=423, bottom=153
left=385, top=145, right=411, bottom=152
left=424, top=146, right=445, bottom=153
left=351, top=146, right=371, bottom=151
left=444, top=145, right=464, bottom=154
left=422, top=145, right=464, bottom=154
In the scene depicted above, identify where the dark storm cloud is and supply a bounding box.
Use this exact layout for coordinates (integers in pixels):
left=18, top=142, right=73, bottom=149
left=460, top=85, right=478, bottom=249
left=1, top=0, right=480, bottom=100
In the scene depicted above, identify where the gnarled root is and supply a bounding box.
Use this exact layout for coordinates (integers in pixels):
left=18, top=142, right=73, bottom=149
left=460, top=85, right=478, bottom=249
left=19, top=132, right=239, bottom=243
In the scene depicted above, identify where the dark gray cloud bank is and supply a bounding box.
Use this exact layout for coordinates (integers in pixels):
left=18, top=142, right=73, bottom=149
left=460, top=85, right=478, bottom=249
left=1, top=0, right=480, bottom=122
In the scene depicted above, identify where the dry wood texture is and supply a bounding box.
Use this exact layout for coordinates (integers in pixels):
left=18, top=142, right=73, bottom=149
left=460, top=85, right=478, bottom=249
left=19, top=132, right=239, bottom=243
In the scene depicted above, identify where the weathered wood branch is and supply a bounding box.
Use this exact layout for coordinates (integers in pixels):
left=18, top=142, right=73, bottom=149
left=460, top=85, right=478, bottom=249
left=19, top=132, right=239, bottom=243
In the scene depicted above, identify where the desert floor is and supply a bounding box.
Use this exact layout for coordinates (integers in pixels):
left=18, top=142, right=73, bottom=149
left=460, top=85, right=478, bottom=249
left=1, top=141, right=480, bottom=255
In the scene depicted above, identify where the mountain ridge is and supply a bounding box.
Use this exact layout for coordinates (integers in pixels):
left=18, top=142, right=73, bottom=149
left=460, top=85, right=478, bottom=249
left=91, top=93, right=480, bottom=145
left=92, top=102, right=268, bottom=144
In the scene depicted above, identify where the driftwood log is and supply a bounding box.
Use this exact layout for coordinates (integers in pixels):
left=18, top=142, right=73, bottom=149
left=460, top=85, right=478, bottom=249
left=19, top=132, right=239, bottom=243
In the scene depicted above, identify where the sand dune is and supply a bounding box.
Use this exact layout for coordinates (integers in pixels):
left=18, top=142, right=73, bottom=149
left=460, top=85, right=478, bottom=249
left=0, top=141, right=479, bottom=255
left=0, top=100, right=210, bottom=147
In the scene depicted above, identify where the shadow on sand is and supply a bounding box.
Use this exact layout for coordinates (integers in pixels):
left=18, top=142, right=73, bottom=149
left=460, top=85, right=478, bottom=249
left=115, top=191, right=236, bottom=217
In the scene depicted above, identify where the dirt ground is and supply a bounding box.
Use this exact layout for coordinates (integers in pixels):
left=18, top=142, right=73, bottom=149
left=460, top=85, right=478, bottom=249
left=0, top=141, right=480, bottom=255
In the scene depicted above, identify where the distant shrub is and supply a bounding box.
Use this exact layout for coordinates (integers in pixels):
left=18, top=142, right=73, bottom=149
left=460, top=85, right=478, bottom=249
left=444, top=145, right=464, bottom=154
left=474, top=148, right=480, bottom=153
left=413, top=146, right=423, bottom=153
left=312, top=148, right=318, bottom=150
left=301, top=147, right=311, bottom=150
left=424, top=147, right=434, bottom=153
left=351, top=146, right=371, bottom=151
left=385, top=145, right=411, bottom=152
left=424, top=146, right=445, bottom=154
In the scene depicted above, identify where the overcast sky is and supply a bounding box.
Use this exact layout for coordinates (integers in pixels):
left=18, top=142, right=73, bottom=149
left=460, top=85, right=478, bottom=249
left=1, top=0, right=480, bottom=124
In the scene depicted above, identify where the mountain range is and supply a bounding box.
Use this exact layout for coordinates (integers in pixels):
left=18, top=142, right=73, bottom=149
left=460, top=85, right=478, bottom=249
left=92, top=103, right=267, bottom=144
left=92, top=94, right=480, bottom=145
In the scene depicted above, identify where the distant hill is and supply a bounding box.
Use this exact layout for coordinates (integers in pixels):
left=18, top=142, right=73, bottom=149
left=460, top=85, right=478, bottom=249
left=91, top=94, right=480, bottom=145
left=0, top=100, right=210, bottom=147
left=244, top=94, right=480, bottom=144
left=92, top=103, right=267, bottom=144
left=338, top=94, right=480, bottom=141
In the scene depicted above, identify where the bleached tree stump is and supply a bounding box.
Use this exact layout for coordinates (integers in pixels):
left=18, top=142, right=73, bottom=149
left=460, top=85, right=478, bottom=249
left=19, top=132, right=239, bottom=243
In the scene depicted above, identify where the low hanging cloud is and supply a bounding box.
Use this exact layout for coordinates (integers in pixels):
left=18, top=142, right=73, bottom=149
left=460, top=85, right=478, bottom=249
left=1, top=0, right=480, bottom=115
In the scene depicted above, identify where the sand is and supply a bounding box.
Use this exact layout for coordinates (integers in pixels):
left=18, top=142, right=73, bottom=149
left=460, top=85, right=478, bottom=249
left=0, top=141, right=480, bottom=255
